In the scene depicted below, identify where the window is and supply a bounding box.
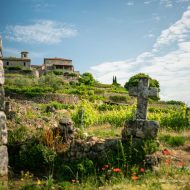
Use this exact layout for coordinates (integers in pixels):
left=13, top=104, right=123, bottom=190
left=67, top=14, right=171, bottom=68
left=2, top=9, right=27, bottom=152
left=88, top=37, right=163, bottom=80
left=6, top=62, right=9, bottom=66
left=24, top=62, right=26, bottom=66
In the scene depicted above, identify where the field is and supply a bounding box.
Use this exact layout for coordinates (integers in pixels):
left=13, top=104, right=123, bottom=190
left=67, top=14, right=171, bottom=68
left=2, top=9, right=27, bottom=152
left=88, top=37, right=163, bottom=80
left=2, top=73, right=190, bottom=190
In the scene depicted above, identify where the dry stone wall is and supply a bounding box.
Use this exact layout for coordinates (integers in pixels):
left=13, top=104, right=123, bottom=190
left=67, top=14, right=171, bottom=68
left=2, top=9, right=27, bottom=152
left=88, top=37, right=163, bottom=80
left=0, top=59, right=8, bottom=188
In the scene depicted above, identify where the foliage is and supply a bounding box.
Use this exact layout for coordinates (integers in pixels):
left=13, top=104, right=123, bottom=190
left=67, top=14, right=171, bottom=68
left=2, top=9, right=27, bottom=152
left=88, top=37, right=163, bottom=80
left=72, top=100, right=98, bottom=128
left=79, top=72, right=95, bottom=85
left=124, top=73, right=160, bottom=93
left=6, top=66, right=22, bottom=71
left=109, top=95, right=127, bottom=103
left=5, top=86, right=53, bottom=97
left=43, top=101, right=75, bottom=111
left=159, top=135, right=186, bottom=146
left=52, top=70, right=63, bottom=75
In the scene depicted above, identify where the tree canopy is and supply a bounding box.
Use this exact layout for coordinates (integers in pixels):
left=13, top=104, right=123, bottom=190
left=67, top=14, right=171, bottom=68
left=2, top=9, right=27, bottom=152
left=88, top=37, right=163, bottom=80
left=79, top=72, right=95, bottom=85
left=124, top=73, right=160, bottom=92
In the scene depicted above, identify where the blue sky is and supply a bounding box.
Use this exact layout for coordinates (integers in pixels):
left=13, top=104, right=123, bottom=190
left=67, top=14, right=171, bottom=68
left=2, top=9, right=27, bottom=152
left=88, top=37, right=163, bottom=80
left=0, top=0, right=190, bottom=104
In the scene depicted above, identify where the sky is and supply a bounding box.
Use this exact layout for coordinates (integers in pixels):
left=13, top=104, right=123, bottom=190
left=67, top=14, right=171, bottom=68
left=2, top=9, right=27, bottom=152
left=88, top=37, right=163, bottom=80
left=0, top=0, right=190, bottom=104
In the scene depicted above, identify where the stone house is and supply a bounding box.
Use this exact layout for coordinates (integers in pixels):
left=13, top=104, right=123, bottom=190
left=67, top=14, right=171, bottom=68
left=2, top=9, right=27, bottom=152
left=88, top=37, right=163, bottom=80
left=43, top=58, right=80, bottom=79
left=1, top=51, right=31, bottom=69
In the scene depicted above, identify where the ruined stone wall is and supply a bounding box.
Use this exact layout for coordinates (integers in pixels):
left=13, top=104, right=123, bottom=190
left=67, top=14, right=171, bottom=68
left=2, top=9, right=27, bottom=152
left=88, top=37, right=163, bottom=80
left=6, top=93, right=79, bottom=105
left=0, top=59, right=8, bottom=187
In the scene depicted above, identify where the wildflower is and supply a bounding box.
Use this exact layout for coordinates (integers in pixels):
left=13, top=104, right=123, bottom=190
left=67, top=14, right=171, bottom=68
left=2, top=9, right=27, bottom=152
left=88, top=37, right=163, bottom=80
left=178, top=161, right=184, bottom=167
left=162, top=149, right=170, bottom=155
left=72, top=179, right=79, bottom=183
left=102, top=167, right=105, bottom=171
left=165, top=159, right=171, bottom=165
left=140, top=168, right=145, bottom=173
left=131, top=175, right=139, bottom=180
left=113, top=168, right=121, bottom=173
left=37, top=179, right=41, bottom=185
left=21, top=178, right=24, bottom=181
left=105, top=164, right=109, bottom=169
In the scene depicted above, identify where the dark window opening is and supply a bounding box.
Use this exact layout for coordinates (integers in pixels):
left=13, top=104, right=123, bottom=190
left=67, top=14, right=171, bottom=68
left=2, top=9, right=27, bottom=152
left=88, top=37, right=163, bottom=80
left=24, top=62, right=26, bottom=66
left=6, top=62, right=9, bottom=66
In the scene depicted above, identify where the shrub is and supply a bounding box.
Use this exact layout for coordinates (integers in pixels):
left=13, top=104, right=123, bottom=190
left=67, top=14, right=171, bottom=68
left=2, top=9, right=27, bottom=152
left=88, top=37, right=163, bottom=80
left=22, top=69, right=32, bottom=73
left=7, top=66, right=22, bottom=71
left=79, top=72, right=95, bottom=86
left=72, top=100, right=98, bottom=128
left=53, top=70, right=63, bottom=75
left=159, top=135, right=186, bottom=147
left=109, top=95, right=127, bottom=103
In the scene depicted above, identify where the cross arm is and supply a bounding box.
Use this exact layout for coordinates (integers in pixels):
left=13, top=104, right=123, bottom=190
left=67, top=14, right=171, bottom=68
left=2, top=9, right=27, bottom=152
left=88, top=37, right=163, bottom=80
left=128, top=86, right=138, bottom=96
left=148, top=87, right=159, bottom=98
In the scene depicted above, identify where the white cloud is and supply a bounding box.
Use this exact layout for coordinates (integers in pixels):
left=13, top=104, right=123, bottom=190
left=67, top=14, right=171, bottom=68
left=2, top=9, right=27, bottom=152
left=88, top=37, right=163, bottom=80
left=153, top=6, right=190, bottom=51
left=126, top=1, right=134, bottom=6
left=5, top=20, right=77, bottom=44
left=90, top=6, right=190, bottom=104
left=160, top=0, right=173, bottom=7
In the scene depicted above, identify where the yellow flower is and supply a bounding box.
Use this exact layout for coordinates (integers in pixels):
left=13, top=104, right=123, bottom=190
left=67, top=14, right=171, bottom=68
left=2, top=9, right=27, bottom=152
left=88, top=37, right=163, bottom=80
left=21, top=178, right=24, bottom=181
left=36, top=179, right=41, bottom=185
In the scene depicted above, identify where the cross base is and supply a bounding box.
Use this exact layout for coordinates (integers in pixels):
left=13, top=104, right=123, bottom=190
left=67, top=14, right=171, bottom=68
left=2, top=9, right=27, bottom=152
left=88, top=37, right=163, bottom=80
left=122, top=119, right=159, bottom=140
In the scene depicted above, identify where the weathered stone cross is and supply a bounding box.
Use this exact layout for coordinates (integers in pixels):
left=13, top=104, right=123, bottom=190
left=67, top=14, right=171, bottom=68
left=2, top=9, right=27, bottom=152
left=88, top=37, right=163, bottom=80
left=129, top=77, right=159, bottom=120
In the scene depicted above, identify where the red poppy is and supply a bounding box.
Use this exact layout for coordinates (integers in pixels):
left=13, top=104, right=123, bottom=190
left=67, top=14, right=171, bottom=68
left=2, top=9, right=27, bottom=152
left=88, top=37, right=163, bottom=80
left=165, top=159, right=171, bottom=165
left=113, top=168, right=121, bottom=172
left=178, top=161, right=184, bottom=167
left=140, top=168, right=145, bottom=172
left=105, top=164, right=109, bottom=168
left=131, top=175, right=139, bottom=180
left=102, top=167, right=105, bottom=171
left=162, top=149, right=170, bottom=155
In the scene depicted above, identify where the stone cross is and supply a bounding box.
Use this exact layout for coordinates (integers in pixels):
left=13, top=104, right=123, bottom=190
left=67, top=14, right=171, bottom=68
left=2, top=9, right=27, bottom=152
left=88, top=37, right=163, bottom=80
left=129, top=77, right=159, bottom=120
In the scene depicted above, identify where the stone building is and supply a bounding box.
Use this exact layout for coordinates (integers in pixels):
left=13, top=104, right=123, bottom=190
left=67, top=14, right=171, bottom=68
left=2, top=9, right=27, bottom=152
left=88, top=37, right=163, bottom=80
left=44, top=58, right=74, bottom=71
left=43, top=58, right=80, bottom=78
left=1, top=51, right=31, bottom=69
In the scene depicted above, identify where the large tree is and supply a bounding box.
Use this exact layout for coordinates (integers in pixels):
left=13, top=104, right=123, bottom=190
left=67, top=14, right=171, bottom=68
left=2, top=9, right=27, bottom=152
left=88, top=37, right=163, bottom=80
left=79, top=72, right=95, bottom=85
left=124, top=73, right=160, bottom=92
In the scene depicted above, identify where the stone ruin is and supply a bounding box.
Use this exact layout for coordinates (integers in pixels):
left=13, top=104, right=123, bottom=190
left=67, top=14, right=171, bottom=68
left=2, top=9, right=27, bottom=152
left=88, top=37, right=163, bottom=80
left=0, top=59, right=8, bottom=188
left=56, top=77, right=160, bottom=166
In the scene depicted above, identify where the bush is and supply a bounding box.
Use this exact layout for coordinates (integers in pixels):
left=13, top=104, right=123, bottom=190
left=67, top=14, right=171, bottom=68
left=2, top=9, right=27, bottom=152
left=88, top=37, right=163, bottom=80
left=44, top=101, right=75, bottom=110
left=109, top=95, right=127, bottom=103
left=159, top=135, right=186, bottom=147
left=72, top=100, right=98, bottom=128
left=79, top=72, right=95, bottom=86
left=7, top=66, right=22, bottom=71
left=53, top=70, right=63, bottom=75
left=22, top=69, right=32, bottom=73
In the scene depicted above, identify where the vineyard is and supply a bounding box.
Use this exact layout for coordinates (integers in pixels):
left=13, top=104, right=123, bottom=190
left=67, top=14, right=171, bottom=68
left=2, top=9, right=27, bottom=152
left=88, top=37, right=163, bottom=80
left=2, top=73, right=190, bottom=190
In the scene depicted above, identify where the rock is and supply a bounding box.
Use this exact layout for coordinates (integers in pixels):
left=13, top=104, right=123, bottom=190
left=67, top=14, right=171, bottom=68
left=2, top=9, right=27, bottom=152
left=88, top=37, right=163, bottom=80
left=53, top=117, right=75, bottom=143
left=0, top=112, right=7, bottom=145
left=122, top=119, right=159, bottom=140
left=0, top=60, right=4, bottom=85
left=0, top=146, right=8, bottom=177
left=45, top=105, right=56, bottom=113
left=0, top=87, right=5, bottom=111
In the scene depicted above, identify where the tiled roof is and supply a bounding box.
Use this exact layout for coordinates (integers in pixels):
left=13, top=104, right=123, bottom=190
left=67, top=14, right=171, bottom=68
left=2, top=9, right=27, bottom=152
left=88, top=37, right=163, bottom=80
left=1, top=57, right=30, bottom=61
left=44, top=58, right=72, bottom=61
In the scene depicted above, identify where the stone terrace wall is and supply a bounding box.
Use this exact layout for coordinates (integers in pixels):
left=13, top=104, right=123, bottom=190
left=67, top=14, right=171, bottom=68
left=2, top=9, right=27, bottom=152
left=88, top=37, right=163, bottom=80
left=5, top=93, right=79, bottom=105
left=0, top=60, right=8, bottom=188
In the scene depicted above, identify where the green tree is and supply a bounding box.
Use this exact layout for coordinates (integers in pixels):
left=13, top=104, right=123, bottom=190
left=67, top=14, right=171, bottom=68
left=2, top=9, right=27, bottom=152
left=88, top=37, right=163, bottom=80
left=79, top=72, right=95, bottom=85
left=124, top=73, right=160, bottom=92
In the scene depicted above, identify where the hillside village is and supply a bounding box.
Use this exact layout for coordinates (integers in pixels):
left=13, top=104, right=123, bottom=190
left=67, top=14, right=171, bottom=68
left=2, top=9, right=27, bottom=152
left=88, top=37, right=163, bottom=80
left=1, top=51, right=80, bottom=82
